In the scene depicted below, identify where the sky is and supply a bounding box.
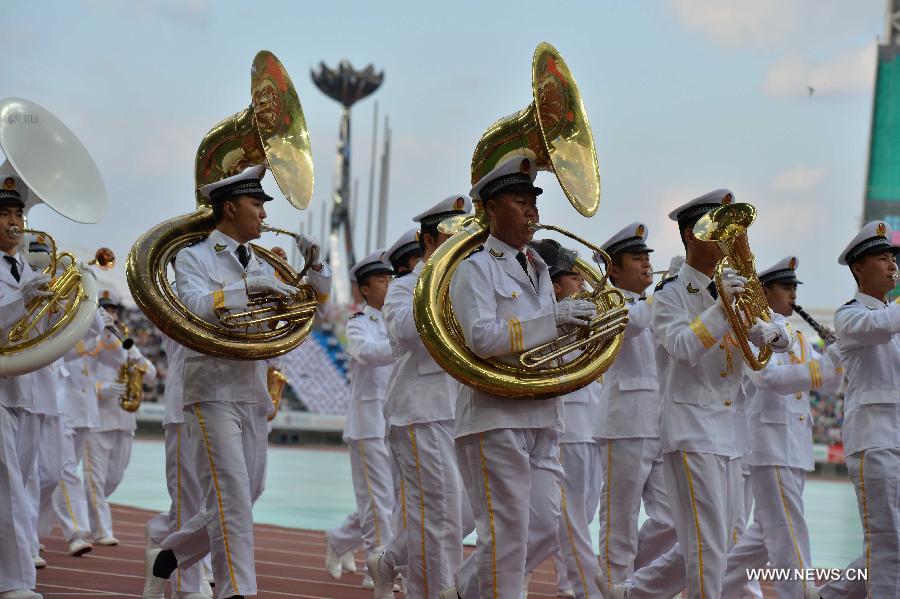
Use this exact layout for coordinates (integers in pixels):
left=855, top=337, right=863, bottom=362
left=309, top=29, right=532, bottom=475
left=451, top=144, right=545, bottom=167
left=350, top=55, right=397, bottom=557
left=2, top=0, right=887, bottom=308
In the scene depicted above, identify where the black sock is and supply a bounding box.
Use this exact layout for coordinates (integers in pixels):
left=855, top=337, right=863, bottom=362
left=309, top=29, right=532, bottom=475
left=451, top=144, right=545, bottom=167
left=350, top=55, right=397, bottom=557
left=152, top=549, right=178, bottom=579
left=225, top=596, right=244, bottom=599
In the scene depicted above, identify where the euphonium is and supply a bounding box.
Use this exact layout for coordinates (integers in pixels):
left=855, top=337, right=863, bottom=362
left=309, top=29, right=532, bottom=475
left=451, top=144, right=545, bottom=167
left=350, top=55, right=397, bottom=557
left=115, top=323, right=147, bottom=413
left=693, top=203, right=772, bottom=370
left=126, top=51, right=319, bottom=360
left=413, top=42, right=627, bottom=400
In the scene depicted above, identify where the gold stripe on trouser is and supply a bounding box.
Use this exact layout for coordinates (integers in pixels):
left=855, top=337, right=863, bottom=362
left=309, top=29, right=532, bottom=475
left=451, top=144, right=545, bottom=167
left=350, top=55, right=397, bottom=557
left=194, top=405, right=239, bottom=595
left=559, top=452, right=589, bottom=595
left=858, top=451, right=871, bottom=597
left=681, top=451, right=706, bottom=599
left=58, top=479, right=80, bottom=531
left=604, top=441, right=613, bottom=585
left=773, top=467, right=806, bottom=580
left=175, top=428, right=183, bottom=592
left=408, top=427, right=429, bottom=598
left=478, top=433, right=498, bottom=599
left=400, top=477, right=407, bottom=529
left=82, top=438, right=105, bottom=538
left=358, top=440, right=382, bottom=546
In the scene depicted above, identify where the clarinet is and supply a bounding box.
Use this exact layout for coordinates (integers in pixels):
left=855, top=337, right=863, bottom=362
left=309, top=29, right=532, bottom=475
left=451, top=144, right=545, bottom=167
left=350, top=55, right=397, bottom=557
left=791, top=304, right=836, bottom=346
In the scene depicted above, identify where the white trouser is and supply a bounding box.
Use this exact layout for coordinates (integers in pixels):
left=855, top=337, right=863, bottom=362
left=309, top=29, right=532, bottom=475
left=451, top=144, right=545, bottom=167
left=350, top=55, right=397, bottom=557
left=381, top=421, right=473, bottom=598
left=0, top=406, right=40, bottom=593
left=25, top=413, right=63, bottom=556
left=145, top=422, right=206, bottom=594
left=454, top=427, right=563, bottom=599
left=722, top=466, right=810, bottom=598
left=328, top=511, right=362, bottom=557
left=348, top=438, right=395, bottom=558
left=635, top=451, right=742, bottom=599
left=633, top=454, right=677, bottom=571
left=51, top=425, right=92, bottom=542
left=83, top=429, right=134, bottom=539
left=820, top=448, right=900, bottom=598
left=597, top=437, right=674, bottom=585
left=818, top=554, right=867, bottom=599
left=166, top=402, right=266, bottom=599
left=557, top=441, right=603, bottom=598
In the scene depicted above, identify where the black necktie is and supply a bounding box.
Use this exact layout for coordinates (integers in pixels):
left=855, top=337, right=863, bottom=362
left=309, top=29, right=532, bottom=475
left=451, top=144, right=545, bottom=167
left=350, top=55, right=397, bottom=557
left=706, top=281, right=718, bottom=300
left=3, top=255, right=20, bottom=282
left=236, top=245, right=250, bottom=269
left=516, top=252, right=536, bottom=290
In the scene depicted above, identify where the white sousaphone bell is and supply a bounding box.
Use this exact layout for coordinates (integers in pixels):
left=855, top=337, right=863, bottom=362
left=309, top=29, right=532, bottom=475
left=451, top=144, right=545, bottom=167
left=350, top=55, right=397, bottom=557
left=0, top=97, right=110, bottom=376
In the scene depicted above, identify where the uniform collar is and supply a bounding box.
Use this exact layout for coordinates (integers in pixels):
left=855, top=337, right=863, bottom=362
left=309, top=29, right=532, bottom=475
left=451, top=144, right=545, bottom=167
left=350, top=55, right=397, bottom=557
left=484, top=235, right=522, bottom=259
left=0, top=250, right=24, bottom=286
left=679, top=262, right=712, bottom=286
left=616, top=286, right=644, bottom=302
left=854, top=290, right=888, bottom=309
left=362, top=304, right=382, bottom=319
left=208, top=229, right=258, bottom=270
left=413, top=260, right=425, bottom=275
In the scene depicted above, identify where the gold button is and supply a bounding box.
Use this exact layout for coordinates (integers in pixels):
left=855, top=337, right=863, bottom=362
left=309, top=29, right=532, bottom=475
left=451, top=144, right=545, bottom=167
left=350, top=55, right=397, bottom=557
left=799, top=415, right=805, bottom=421
left=724, top=400, right=733, bottom=407
left=511, top=291, right=518, bottom=299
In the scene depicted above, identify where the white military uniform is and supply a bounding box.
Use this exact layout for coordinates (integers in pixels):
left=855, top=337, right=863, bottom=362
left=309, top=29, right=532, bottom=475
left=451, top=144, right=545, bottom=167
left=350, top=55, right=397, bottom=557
left=378, top=197, right=474, bottom=598
left=821, top=221, right=900, bottom=599
left=594, top=223, right=675, bottom=589
left=331, top=252, right=397, bottom=572
left=51, top=313, right=107, bottom=547
left=451, top=234, right=564, bottom=599
left=172, top=224, right=331, bottom=599
left=145, top=325, right=208, bottom=598
left=629, top=190, right=794, bottom=599
left=0, top=249, right=43, bottom=594
left=722, top=257, right=843, bottom=599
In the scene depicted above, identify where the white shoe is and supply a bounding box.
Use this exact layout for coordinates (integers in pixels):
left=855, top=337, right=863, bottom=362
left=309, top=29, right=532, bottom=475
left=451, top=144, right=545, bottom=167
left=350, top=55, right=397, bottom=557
left=557, top=587, right=575, bottom=598
left=324, top=541, right=342, bottom=580
left=68, top=538, right=92, bottom=556
left=173, top=594, right=210, bottom=599
left=524, top=572, right=531, bottom=598
left=39, top=544, right=45, bottom=552
left=200, top=579, right=213, bottom=598
left=341, top=550, right=357, bottom=574
left=142, top=547, right=167, bottom=599
left=439, top=587, right=460, bottom=599
left=95, top=535, right=119, bottom=546
left=805, top=589, right=822, bottom=599
left=611, top=584, right=628, bottom=599
left=366, top=553, right=396, bottom=599
left=0, top=590, right=42, bottom=599
left=32, top=555, right=46, bottom=569
left=361, top=575, right=374, bottom=590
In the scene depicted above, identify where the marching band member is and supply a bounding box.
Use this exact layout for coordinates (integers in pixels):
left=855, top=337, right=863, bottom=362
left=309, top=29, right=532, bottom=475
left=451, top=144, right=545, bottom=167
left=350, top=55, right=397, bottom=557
left=330, top=251, right=397, bottom=589
left=384, top=229, right=423, bottom=277
left=85, top=289, right=157, bottom=545
left=721, top=256, right=842, bottom=599
left=145, top=164, right=330, bottom=599
left=442, top=155, right=597, bottom=599
left=367, top=196, right=473, bottom=599
left=0, top=181, right=54, bottom=599
left=819, top=221, right=899, bottom=599
left=593, top=223, right=675, bottom=588
left=602, top=190, right=793, bottom=599
left=529, top=239, right=603, bottom=599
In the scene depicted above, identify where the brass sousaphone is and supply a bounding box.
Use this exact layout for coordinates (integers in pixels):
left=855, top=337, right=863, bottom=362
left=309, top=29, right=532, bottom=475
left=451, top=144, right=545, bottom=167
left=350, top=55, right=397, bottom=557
left=126, top=51, right=319, bottom=360
left=413, top=42, right=628, bottom=400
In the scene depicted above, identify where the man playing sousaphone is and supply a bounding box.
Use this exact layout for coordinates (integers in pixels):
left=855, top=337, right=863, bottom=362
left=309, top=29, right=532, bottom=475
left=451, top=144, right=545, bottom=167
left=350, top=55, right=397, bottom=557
left=441, top=154, right=597, bottom=599
left=143, top=164, right=329, bottom=599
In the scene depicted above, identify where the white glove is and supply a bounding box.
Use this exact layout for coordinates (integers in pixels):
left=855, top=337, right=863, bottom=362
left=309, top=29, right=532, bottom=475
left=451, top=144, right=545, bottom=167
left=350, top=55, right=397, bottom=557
left=555, top=298, right=596, bottom=328
left=295, top=233, right=321, bottom=267
left=21, top=273, right=52, bottom=304
left=245, top=276, right=300, bottom=298
left=98, top=381, right=126, bottom=401
left=591, top=250, right=607, bottom=268
left=666, top=255, right=685, bottom=277
left=748, top=318, right=779, bottom=348
left=719, top=268, right=747, bottom=300
left=127, top=346, right=141, bottom=361
left=823, top=342, right=843, bottom=367
left=99, top=308, right=116, bottom=328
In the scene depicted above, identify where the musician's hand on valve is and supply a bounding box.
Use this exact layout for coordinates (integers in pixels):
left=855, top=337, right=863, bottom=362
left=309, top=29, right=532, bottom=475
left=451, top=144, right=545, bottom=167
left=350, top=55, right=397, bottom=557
left=245, top=276, right=300, bottom=298
left=720, top=268, right=747, bottom=300
left=98, top=381, right=127, bottom=401
left=555, top=298, right=596, bottom=328
left=748, top=319, right=779, bottom=348
left=295, top=233, right=321, bottom=268
left=667, top=255, right=685, bottom=277
left=21, top=273, right=53, bottom=304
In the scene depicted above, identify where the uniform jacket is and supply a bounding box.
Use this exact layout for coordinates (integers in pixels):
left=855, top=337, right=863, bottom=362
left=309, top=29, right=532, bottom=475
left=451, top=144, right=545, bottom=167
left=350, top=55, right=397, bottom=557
left=653, top=262, right=793, bottom=457
left=595, top=287, right=660, bottom=440
left=174, top=229, right=331, bottom=407
left=160, top=331, right=186, bottom=426
left=834, top=291, right=900, bottom=456
left=449, top=235, right=562, bottom=438
left=59, top=311, right=108, bottom=429
left=94, top=330, right=157, bottom=433
left=344, top=304, right=394, bottom=441
left=744, top=330, right=842, bottom=470
left=382, top=260, right=459, bottom=427
left=562, top=381, right=602, bottom=444
left=0, top=251, right=39, bottom=410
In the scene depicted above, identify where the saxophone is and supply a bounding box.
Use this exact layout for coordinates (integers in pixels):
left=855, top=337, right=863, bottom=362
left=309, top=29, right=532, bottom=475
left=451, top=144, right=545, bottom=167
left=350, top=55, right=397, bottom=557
left=116, top=323, right=147, bottom=413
